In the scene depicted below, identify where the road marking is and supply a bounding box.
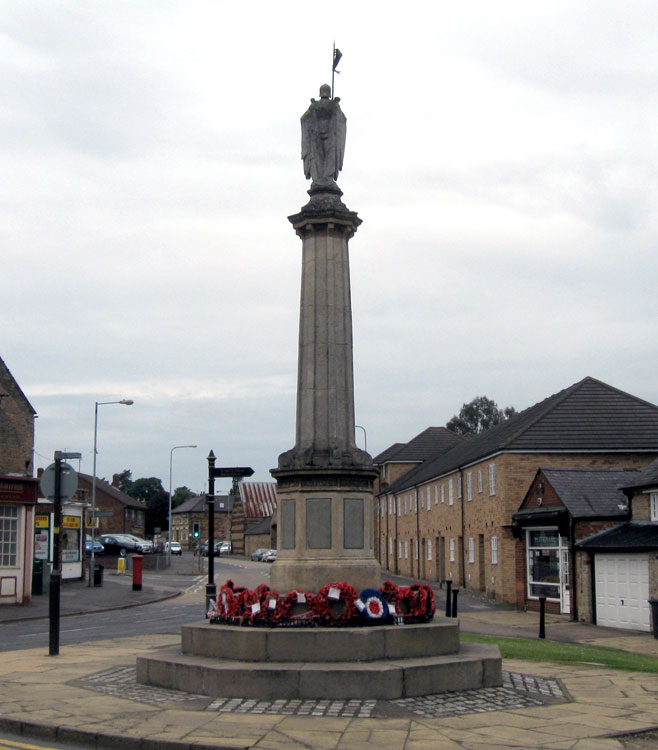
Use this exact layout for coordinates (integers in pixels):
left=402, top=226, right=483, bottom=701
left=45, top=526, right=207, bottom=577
left=0, top=738, right=59, bottom=750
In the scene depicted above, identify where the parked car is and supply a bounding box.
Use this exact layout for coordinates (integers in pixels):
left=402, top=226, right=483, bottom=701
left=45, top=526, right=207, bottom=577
left=95, top=534, right=141, bottom=557
left=85, top=534, right=104, bottom=557
left=122, top=534, right=153, bottom=553
left=218, top=541, right=232, bottom=554
left=250, top=548, right=269, bottom=561
left=263, top=549, right=277, bottom=563
left=199, top=540, right=230, bottom=557
left=165, top=541, right=182, bottom=555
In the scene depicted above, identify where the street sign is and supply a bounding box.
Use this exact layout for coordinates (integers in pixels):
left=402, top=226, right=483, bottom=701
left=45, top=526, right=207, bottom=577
left=40, top=462, right=78, bottom=501
left=210, top=466, right=254, bottom=478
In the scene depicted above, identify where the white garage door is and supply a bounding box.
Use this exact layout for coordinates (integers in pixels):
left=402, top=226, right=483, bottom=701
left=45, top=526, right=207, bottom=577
left=595, top=553, right=650, bottom=632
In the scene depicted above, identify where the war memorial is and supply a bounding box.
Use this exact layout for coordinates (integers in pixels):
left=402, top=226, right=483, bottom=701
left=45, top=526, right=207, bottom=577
left=136, top=85, right=502, bottom=700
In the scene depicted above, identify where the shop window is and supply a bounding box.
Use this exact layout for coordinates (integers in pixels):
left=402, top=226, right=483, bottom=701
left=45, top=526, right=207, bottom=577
left=0, top=504, right=18, bottom=567
left=651, top=492, right=658, bottom=522
left=526, top=529, right=568, bottom=600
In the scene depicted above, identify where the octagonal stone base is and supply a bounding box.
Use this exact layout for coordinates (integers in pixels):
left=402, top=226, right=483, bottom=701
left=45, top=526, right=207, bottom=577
left=136, top=620, right=502, bottom=700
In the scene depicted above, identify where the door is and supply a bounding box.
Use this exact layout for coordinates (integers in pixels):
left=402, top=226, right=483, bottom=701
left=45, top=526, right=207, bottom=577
left=595, top=553, right=650, bottom=631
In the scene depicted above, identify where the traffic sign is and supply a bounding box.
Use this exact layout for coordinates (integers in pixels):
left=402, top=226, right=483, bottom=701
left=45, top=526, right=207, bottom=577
left=40, top=462, right=78, bottom=501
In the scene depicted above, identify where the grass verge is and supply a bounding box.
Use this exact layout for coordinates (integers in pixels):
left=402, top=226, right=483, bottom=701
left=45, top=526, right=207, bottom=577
left=461, top=632, right=658, bottom=673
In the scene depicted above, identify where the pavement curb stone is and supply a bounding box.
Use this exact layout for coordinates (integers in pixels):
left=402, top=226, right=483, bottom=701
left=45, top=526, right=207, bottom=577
left=0, top=716, right=249, bottom=750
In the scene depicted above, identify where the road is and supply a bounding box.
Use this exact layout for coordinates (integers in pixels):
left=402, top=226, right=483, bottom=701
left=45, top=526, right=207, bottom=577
left=0, top=556, right=274, bottom=653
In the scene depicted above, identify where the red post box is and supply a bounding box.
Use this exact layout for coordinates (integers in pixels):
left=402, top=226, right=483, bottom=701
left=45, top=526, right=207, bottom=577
left=132, top=554, right=143, bottom=591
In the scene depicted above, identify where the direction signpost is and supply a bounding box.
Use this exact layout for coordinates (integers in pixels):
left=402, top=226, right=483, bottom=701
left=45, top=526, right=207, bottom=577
left=40, top=451, right=81, bottom=656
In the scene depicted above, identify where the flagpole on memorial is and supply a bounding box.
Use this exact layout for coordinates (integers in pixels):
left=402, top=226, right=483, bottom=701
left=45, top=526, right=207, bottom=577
left=332, top=42, right=342, bottom=99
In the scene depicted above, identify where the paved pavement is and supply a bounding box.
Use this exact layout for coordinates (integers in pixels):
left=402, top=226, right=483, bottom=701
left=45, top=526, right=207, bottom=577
left=2, top=560, right=658, bottom=748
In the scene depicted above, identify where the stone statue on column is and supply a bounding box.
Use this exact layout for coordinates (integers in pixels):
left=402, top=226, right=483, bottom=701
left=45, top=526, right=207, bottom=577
left=301, top=84, right=346, bottom=191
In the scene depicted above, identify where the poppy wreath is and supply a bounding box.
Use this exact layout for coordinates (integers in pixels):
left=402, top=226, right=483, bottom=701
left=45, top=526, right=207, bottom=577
left=235, top=584, right=271, bottom=625
left=273, top=589, right=314, bottom=623
left=312, top=582, right=359, bottom=623
left=216, top=580, right=240, bottom=620
left=358, top=588, right=393, bottom=622
left=379, top=579, right=400, bottom=609
left=396, top=583, right=435, bottom=621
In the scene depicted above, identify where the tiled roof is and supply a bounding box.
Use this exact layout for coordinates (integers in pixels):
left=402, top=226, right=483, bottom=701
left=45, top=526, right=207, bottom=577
left=577, top=522, right=658, bottom=551
left=620, top=456, right=658, bottom=492
left=540, top=467, right=636, bottom=518
left=372, top=443, right=405, bottom=464
left=76, top=473, right=144, bottom=510
left=173, top=494, right=231, bottom=513
left=374, top=428, right=465, bottom=465
left=385, top=377, right=658, bottom=494
left=239, top=482, right=277, bottom=518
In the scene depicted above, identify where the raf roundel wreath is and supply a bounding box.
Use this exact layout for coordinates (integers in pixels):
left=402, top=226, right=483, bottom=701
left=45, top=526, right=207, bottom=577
left=358, top=589, right=391, bottom=621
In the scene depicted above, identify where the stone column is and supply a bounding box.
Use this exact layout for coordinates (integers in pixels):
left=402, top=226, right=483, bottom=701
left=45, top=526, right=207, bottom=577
left=271, top=192, right=381, bottom=594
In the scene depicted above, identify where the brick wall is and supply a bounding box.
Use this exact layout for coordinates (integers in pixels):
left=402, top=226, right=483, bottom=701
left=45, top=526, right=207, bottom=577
left=0, top=362, right=35, bottom=476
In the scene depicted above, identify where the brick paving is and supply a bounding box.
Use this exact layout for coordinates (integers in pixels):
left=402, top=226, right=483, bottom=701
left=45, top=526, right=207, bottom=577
left=77, top=666, right=568, bottom=718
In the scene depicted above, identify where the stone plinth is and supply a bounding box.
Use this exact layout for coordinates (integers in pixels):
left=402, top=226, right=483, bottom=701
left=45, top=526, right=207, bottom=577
left=270, top=466, right=380, bottom=593
left=136, top=620, right=503, bottom=700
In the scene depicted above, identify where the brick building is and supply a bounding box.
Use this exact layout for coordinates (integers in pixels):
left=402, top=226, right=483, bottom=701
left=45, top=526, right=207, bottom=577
left=74, top=473, right=146, bottom=538
left=374, top=377, right=658, bottom=609
left=172, top=493, right=232, bottom=550
left=0, top=356, right=38, bottom=605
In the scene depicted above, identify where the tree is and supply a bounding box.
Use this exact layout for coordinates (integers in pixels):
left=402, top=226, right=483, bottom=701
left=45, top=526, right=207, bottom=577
left=123, top=476, right=169, bottom=536
left=116, top=469, right=133, bottom=495
left=446, top=396, right=517, bottom=436
left=172, top=486, right=195, bottom=508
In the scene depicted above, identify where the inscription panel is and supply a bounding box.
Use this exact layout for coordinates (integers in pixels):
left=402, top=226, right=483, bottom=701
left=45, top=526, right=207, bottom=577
left=306, top=498, right=332, bottom=549
left=343, top=497, right=364, bottom=549
left=280, top=500, right=296, bottom=549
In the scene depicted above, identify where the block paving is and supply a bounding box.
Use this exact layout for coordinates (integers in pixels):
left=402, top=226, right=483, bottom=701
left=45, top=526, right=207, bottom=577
left=77, top=665, right=568, bottom=718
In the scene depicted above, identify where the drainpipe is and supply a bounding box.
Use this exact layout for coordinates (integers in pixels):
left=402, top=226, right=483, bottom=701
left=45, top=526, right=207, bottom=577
left=459, top=468, right=466, bottom=588
left=415, top=486, right=421, bottom=579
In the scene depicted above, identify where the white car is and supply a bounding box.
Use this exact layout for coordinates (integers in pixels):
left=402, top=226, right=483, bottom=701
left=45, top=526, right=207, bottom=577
left=165, top=541, right=182, bottom=555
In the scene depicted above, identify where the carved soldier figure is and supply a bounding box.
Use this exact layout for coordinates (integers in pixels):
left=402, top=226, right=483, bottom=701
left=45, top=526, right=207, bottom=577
left=301, top=84, right=346, bottom=190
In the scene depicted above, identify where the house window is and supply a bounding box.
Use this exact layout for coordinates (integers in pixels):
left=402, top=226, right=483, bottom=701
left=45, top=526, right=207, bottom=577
left=440, top=484, right=445, bottom=503
left=414, top=493, right=417, bottom=513
left=468, top=536, right=475, bottom=563
left=389, top=537, right=393, bottom=555
left=404, top=540, right=409, bottom=559
left=448, top=479, right=454, bottom=506
left=526, top=529, right=567, bottom=600
left=427, top=538, right=432, bottom=561
left=466, top=472, right=473, bottom=501
left=414, top=540, right=418, bottom=560
left=478, top=469, right=483, bottom=493
left=398, top=541, right=402, bottom=558
left=449, top=538, right=455, bottom=562
left=491, top=535, right=498, bottom=564
left=651, top=492, right=658, bottom=522
left=488, top=463, right=496, bottom=495
left=397, top=497, right=400, bottom=517
left=457, top=476, right=462, bottom=498
left=0, top=504, right=19, bottom=567
left=434, top=486, right=438, bottom=505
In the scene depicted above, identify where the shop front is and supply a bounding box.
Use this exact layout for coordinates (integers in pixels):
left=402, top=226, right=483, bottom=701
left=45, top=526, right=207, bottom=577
left=0, top=475, right=38, bottom=605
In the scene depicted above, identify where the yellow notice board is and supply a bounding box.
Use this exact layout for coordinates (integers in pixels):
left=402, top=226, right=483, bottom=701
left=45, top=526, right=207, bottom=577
left=62, top=515, right=81, bottom=529
left=35, top=515, right=50, bottom=528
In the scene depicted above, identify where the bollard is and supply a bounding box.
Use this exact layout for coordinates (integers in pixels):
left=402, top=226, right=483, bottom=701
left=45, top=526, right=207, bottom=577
left=117, top=557, right=125, bottom=574
left=132, top=554, right=143, bottom=591
left=451, top=587, right=460, bottom=618
left=538, top=595, right=546, bottom=638
left=444, top=580, right=452, bottom=617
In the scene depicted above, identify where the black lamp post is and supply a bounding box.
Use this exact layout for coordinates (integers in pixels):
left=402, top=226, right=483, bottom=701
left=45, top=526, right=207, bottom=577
left=205, top=450, right=254, bottom=616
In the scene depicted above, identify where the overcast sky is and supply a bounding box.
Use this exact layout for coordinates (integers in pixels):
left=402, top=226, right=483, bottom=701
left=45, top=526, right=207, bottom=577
left=3, top=1, right=657, bottom=495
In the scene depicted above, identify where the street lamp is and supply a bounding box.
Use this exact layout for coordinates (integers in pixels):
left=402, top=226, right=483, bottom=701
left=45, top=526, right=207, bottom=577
left=89, top=399, right=134, bottom=586
left=168, top=444, right=197, bottom=558
left=355, top=424, right=367, bottom=453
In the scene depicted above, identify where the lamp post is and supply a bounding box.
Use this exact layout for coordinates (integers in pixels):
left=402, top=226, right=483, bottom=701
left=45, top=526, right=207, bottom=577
left=168, top=444, right=196, bottom=558
left=89, top=399, right=133, bottom=586
left=355, top=424, right=367, bottom=453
